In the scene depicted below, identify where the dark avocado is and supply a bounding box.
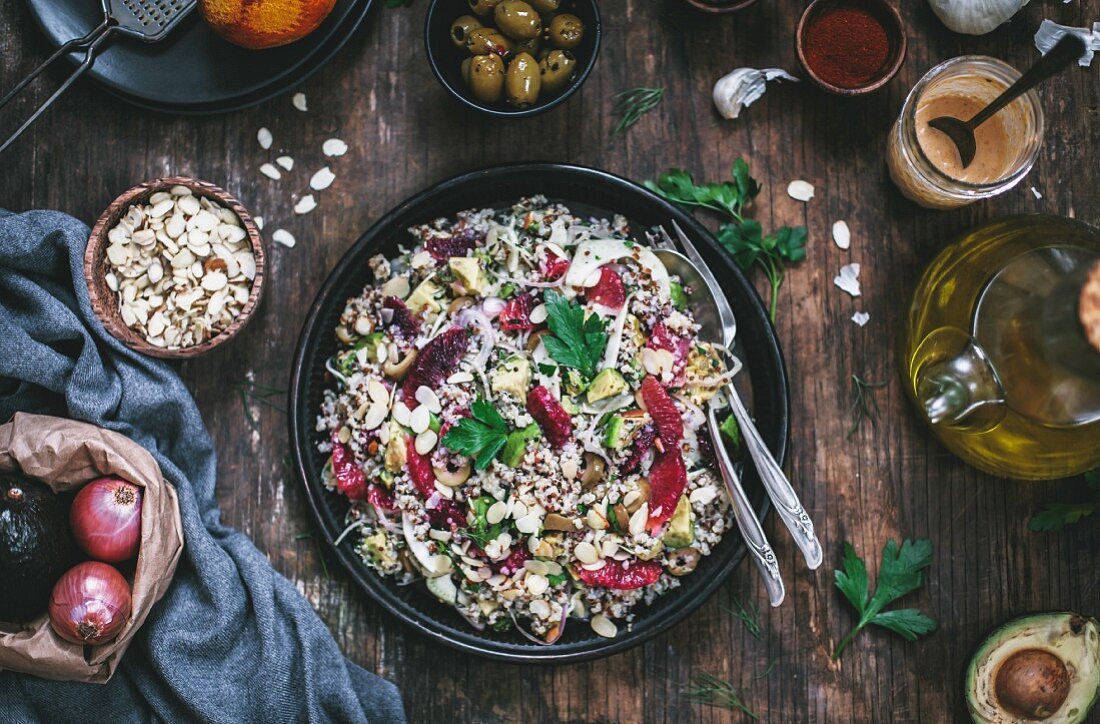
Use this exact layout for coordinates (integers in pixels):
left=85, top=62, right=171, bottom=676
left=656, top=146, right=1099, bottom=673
left=0, top=475, right=73, bottom=622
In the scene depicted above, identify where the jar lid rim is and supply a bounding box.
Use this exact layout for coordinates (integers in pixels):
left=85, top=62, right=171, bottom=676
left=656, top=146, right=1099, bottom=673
left=1081, top=260, right=1100, bottom=354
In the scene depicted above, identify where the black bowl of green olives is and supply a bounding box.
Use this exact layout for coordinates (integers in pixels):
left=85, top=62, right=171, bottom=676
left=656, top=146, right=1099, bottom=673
left=425, top=0, right=601, bottom=118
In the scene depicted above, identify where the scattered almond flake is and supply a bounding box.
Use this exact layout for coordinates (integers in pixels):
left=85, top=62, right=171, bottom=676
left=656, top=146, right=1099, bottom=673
left=276, top=155, right=294, bottom=171
left=590, top=614, right=617, bottom=638
left=322, top=138, right=348, bottom=157
left=852, top=311, right=870, bottom=327
left=834, top=263, right=862, bottom=297
left=292, top=92, right=308, bottom=111
left=1031, top=186, right=1043, bottom=200
left=1034, top=20, right=1100, bottom=67
left=254, top=216, right=264, bottom=230
left=294, top=194, right=318, bottom=215
left=787, top=180, right=815, bottom=202
left=272, top=229, right=296, bottom=248
left=257, top=127, right=273, bottom=150
left=712, top=67, right=798, bottom=119
left=310, top=166, right=336, bottom=191
left=832, top=220, right=851, bottom=250
left=260, top=163, right=281, bottom=180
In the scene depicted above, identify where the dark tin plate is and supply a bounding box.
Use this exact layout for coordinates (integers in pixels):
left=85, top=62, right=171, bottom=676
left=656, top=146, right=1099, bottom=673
left=288, top=164, right=790, bottom=663
left=23, top=0, right=373, bottom=114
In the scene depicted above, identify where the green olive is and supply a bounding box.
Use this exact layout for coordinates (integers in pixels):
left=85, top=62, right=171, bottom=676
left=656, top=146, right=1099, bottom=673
left=547, top=13, right=584, bottom=49
left=538, top=49, right=576, bottom=95
left=494, top=0, right=541, bottom=41
left=450, top=15, right=483, bottom=48
left=505, top=52, right=541, bottom=108
left=528, top=0, right=559, bottom=12
left=467, top=0, right=502, bottom=16
left=469, top=54, right=505, bottom=103
left=460, top=57, right=473, bottom=85
left=466, top=27, right=513, bottom=56
left=514, top=34, right=541, bottom=56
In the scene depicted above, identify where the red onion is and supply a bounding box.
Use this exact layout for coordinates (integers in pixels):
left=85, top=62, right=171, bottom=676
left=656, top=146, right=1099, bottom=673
left=48, top=561, right=131, bottom=645
left=70, top=476, right=143, bottom=563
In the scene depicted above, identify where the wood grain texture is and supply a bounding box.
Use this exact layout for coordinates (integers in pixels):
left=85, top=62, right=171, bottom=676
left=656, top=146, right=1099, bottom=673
left=2, top=0, right=1099, bottom=720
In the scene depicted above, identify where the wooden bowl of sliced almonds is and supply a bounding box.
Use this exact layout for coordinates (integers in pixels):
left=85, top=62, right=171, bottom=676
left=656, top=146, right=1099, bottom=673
left=85, top=177, right=265, bottom=359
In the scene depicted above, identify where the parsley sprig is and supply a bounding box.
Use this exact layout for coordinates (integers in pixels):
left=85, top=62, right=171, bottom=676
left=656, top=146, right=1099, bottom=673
left=441, top=397, right=510, bottom=470
left=612, top=87, right=665, bottom=135
left=541, top=290, right=608, bottom=379
left=833, top=539, right=938, bottom=659
left=646, top=161, right=807, bottom=322
left=1029, top=470, right=1100, bottom=532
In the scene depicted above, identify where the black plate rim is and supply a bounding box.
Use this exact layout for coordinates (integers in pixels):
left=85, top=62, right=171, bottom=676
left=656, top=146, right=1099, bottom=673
left=288, top=162, right=790, bottom=664
left=22, top=0, right=374, bottom=116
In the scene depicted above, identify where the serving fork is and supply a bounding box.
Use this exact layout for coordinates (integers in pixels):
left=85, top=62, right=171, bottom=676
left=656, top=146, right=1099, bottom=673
left=0, top=0, right=196, bottom=155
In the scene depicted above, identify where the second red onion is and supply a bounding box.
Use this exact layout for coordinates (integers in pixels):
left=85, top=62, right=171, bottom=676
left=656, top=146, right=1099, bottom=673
left=70, top=476, right=143, bottom=563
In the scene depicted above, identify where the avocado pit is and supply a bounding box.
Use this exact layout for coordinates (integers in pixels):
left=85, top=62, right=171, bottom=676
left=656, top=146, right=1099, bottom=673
left=995, top=648, right=1071, bottom=720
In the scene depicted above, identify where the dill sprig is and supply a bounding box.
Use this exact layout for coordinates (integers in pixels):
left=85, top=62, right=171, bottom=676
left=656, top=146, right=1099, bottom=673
left=612, top=87, right=665, bottom=135
left=724, top=597, right=762, bottom=640
left=236, top=380, right=286, bottom=433
left=847, top=374, right=888, bottom=439
left=684, top=674, right=759, bottom=719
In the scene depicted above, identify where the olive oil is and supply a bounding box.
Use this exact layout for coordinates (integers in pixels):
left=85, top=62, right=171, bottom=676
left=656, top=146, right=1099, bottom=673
left=903, top=215, right=1100, bottom=480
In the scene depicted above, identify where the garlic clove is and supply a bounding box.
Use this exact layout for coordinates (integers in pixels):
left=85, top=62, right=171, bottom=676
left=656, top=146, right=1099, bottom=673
left=712, top=67, right=798, bottom=120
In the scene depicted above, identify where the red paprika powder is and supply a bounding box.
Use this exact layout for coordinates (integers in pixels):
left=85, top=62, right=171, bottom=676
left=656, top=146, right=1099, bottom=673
left=802, top=3, right=891, bottom=89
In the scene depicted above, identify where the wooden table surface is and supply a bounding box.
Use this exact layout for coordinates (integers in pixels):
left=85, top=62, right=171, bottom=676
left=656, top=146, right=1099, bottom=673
left=3, top=0, right=1099, bottom=720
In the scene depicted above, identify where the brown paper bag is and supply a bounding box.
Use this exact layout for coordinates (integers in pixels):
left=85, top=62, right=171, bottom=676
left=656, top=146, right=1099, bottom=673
left=0, top=412, right=184, bottom=683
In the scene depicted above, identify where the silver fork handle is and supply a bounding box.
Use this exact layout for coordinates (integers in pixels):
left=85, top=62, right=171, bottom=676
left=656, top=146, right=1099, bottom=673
left=726, top=385, right=823, bottom=570
left=707, top=404, right=785, bottom=607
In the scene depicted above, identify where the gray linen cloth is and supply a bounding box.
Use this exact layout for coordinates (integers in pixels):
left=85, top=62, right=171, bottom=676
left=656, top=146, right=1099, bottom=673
left=0, top=209, right=406, bottom=723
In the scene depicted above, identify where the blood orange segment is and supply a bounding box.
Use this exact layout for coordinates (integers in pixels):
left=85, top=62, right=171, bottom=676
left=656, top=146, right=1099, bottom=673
left=406, top=438, right=438, bottom=498
left=427, top=499, right=466, bottom=530
left=646, top=447, right=688, bottom=533
left=526, top=385, right=573, bottom=448
left=330, top=435, right=368, bottom=501
left=500, top=293, right=537, bottom=332
left=647, top=322, right=690, bottom=382
left=425, top=227, right=482, bottom=261
left=640, top=375, right=683, bottom=447
left=367, top=484, right=396, bottom=512
left=541, top=254, right=571, bottom=281
left=622, top=423, right=657, bottom=473
left=402, top=327, right=470, bottom=398
left=586, top=267, right=626, bottom=311
left=576, top=558, right=663, bottom=590
left=383, top=296, right=421, bottom=339
left=494, top=546, right=530, bottom=576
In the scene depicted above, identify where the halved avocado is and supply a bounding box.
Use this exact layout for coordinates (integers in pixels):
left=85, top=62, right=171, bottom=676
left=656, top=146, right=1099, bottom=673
left=965, top=612, right=1100, bottom=723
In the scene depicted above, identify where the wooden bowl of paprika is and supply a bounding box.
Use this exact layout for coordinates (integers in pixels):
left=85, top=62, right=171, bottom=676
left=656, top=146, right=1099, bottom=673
left=796, top=0, right=906, bottom=96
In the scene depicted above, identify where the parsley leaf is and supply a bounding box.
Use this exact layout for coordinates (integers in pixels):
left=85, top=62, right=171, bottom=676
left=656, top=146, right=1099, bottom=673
left=833, top=539, right=937, bottom=659
left=1029, top=470, right=1100, bottom=532
left=441, top=397, right=510, bottom=470
left=647, top=160, right=805, bottom=322
left=465, top=495, right=504, bottom=547
left=542, top=290, right=608, bottom=379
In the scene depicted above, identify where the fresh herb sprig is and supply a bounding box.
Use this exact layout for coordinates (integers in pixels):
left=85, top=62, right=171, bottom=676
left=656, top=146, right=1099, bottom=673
left=847, top=374, right=889, bottom=439
left=542, top=290, right=608, bottom=379
left=612, top=87, right=665, bottom=135
left=833, top=539, right=938, bottom=659
left=1029, top=470, right=1100, bottom=532
left=646, top=161, right=807, bottom=321
left=725, top=597, right=761, bottom=640
left=684, top=674, right=759, bottom=719
left=236, top=380, right=286, bottom=433
left=442, top=397, right=511, bottom=469
left=466, top=496, right=505, bottom=548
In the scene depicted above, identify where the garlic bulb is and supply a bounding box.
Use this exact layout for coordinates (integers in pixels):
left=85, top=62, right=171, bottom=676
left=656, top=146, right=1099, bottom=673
left=927, top=0, right=1030, bottom=36
left=712, top=68, right=798, bottom=120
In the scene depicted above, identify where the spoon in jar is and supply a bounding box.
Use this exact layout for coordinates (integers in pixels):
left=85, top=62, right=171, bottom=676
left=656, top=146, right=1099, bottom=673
left=927, top=34, right=1086, bottom=169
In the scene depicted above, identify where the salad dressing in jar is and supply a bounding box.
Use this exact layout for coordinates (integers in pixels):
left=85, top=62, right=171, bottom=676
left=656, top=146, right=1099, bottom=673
left=888, top=56, right=1044, bottom=209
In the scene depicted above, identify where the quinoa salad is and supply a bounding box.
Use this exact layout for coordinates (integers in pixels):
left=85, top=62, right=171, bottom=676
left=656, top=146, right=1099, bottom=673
left=315, top=196, right=740, bottom=642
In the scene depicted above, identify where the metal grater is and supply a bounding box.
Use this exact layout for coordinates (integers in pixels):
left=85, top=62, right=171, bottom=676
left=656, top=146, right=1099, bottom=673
left=110, top=0, right=196, bottom=41
left=0, top=0, right=196, bottom=153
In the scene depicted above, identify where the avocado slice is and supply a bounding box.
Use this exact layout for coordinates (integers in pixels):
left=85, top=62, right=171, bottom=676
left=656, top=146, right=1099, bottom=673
left=965, top=612, right=1100, bottom=724
left=603, top=415, right=626, bottom=449
left=0, top=476, right=73, bottom=622
left=662, top=496, right=694, bottom=548
left=501, top=424, right=541, bottom=468
left=406, top=278, right=442, bottom=314
left=719, top=414, right=741, bottom=451
left=362, top=529, right=399, bottom=569
left=491, top=356, right=531, bottom=400
left=587, top=368, right=629, bottom=404
left=448, top=256, right=486, bottom=295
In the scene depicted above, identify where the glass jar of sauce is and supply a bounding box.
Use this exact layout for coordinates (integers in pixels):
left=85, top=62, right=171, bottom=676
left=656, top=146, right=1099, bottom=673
left=887, top=56, right=1045, bottom=209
